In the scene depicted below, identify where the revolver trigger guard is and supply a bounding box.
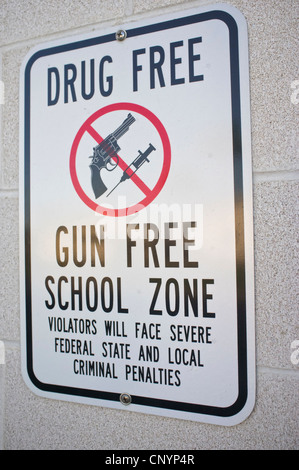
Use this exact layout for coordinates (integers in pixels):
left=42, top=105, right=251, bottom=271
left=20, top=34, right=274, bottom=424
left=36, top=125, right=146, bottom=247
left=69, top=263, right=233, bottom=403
left=106, top=156, right=119, bottom=172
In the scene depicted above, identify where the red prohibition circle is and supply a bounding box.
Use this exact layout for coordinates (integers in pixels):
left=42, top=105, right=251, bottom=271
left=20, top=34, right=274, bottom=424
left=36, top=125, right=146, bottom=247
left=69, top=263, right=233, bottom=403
left=70, top=102, right=171, bottom=217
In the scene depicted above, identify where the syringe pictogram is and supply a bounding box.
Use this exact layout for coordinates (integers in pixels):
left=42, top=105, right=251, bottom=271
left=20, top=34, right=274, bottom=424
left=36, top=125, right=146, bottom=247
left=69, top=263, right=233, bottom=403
left=107, top=143, right=156, bottom=196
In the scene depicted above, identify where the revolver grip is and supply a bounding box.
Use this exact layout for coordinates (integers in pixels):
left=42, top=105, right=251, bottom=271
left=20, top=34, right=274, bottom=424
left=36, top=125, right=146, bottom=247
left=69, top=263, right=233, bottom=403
left=90, top=164, right=107, bottom=198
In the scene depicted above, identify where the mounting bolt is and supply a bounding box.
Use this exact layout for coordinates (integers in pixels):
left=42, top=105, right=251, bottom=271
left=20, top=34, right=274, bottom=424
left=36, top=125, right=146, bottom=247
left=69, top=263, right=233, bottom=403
left=120, top=393, right=132, bottom=405
left=115, top=29, right=127, bottom=41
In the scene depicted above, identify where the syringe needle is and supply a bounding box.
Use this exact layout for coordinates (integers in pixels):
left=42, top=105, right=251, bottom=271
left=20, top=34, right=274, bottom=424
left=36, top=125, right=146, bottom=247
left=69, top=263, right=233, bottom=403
left=106, top=180, right=121, bottom=197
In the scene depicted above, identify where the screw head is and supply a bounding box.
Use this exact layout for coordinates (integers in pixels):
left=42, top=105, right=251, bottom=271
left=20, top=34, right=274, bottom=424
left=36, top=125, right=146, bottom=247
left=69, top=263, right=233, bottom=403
left=115, top=29, right=127, bottom=41
left=120, top=393, right=132, bottom=405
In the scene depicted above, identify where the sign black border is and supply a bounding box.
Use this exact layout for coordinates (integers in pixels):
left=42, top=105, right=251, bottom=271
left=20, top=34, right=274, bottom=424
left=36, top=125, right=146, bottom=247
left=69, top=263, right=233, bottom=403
left=23, top=9, right=248, bottom=418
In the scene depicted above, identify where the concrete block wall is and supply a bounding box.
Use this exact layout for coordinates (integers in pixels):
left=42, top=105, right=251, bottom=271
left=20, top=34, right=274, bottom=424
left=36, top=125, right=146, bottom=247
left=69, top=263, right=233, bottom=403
left=0, top=0, right=298, bottom=450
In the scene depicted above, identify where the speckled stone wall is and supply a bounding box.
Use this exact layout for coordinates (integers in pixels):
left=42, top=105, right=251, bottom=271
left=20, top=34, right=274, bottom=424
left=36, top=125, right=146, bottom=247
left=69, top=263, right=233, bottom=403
left=0, top=0, right=298, bottom=450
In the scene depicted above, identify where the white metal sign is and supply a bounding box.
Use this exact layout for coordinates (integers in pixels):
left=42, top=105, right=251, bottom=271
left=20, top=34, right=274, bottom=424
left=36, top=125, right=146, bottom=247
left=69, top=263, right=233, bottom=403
left=20, top=4, right=255, bottom=425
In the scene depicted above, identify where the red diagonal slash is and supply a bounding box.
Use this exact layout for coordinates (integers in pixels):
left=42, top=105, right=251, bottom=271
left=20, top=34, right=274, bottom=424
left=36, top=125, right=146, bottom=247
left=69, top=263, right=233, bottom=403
left=87, top=124, right=152, bottom=196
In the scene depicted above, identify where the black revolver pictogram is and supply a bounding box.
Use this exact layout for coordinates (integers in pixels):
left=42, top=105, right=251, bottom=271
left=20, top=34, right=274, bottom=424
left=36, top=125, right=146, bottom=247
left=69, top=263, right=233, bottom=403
left=89, top=113, right=136, bottom=198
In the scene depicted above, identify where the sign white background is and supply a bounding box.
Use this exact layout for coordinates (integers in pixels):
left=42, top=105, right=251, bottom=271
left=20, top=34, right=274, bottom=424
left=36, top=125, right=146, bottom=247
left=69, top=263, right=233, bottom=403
left=20, top=4, right=255, bottom=425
